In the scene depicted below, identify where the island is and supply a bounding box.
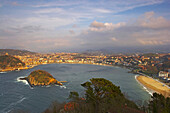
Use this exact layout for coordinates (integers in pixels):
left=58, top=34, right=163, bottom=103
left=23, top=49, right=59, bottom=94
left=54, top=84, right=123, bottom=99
left=0, top=55, right=25, bottom=72
left=20, top=70, right=66, bottom=87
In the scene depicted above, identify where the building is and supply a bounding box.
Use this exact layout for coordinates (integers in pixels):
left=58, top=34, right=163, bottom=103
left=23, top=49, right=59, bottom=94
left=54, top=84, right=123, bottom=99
left=158, top=71, right=169, bottom=78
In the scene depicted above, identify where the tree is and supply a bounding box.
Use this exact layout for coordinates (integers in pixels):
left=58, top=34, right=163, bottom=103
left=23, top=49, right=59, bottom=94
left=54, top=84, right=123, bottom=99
left=80, top=78, right=138, bottom=113
left=44, top=78, right=140, bottom=113
left=148, top=93, right=170, bottom=113
left=68, top=91, right=79, bottom=101
left=81, top=78, right=123, bottom=102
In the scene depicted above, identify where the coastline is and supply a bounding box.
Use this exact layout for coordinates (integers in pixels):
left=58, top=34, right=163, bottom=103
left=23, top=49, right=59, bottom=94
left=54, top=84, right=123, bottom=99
left=0, top=62, right=114, bottom=73
left=136, top=75, right=170, bottom=97
left=135, top=75, right=154, bottom=96
left=0, top=65, right=37, bottom=73
left=2, top=62, right=168, bottom=98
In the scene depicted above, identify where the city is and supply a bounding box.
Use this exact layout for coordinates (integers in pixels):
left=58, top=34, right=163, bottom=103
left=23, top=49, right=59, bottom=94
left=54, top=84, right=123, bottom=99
left=2, top=51, right=169, bottom=84
left=0, top=0, right=170, bottom=112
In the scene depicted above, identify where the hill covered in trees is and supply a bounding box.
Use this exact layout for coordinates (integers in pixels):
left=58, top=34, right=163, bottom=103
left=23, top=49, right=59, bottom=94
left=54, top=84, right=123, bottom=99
left=0, top=55, right=25, bottom=69
left=22, top=70, right=63, bottom=87
left=0, top=49, right=36, bottom=56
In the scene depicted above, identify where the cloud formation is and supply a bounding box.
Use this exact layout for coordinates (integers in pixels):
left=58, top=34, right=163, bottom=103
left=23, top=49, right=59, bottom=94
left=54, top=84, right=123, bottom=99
left=89, top=21, right=126, bottom=32
left=137, top=11, right=170, bottom=29
left=76, top=11, right=170, bottom=50
left=0, top=0, right=169, bottom=52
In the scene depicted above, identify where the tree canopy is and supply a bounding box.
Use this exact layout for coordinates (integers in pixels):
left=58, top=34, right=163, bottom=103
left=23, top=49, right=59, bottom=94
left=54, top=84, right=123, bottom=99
left=148, top=93, right=170, bottom=113
left=81, top=78, right=123, bottom=103
left=69, top=78, right=139, bottom=113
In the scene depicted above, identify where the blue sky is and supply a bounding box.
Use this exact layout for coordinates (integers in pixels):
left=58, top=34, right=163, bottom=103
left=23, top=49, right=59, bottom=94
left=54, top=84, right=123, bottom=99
left=0, top=0, right=170, bottom=52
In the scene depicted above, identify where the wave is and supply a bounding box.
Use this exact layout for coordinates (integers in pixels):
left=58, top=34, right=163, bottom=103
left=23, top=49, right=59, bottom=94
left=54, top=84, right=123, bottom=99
left=16, top=76, right=29, bottom=85
left=135, top=75, right=154, bottom=96
left=0, top=72, right=6, bottom=73
left=60, top=85, right=66, bottom=89
left=41, top=85, right=51, bottom=88
left=0, top=93, right=3, bottom=97
left=16, top=77, right=35, bottom=89
left=1, top=96, right=26, bottom=113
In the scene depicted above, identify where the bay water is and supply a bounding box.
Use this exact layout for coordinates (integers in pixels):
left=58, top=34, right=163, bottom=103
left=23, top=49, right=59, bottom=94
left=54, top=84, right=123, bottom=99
left=0, top=64, right=151, bottom=113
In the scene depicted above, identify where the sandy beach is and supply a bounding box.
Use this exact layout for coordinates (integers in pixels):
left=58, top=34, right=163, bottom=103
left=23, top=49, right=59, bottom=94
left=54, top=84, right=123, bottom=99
left=136, top=75, right=170, bottom=97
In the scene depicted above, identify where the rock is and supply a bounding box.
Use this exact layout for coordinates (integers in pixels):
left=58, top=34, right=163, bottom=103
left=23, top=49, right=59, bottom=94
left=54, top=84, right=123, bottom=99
left=25, top=70, right=64, bottom=87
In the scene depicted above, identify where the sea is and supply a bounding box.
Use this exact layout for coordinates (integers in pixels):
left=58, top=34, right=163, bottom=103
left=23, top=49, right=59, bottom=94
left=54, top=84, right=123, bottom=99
left=0, top=63, right=151, bottom=113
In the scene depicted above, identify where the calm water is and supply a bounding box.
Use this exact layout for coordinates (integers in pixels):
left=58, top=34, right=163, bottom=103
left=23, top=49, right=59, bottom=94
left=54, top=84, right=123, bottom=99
left=0, top=64, right=151, bottom=113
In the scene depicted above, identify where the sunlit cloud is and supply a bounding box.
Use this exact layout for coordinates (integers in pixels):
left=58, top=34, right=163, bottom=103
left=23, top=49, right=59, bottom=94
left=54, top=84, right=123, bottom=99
left=0, top=0, right=169, bottom=52
left=89, top=21, right=126, bottom=32
left=137, top=11, right=170, bottom=29
left=75, top=11, right=170, bottom=50
left=111, top=37, right=117, bottom=41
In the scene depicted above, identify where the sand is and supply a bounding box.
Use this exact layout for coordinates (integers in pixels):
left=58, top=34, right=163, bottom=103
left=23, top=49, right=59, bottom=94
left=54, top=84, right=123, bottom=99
left=136, top=75, right=170, bottom=97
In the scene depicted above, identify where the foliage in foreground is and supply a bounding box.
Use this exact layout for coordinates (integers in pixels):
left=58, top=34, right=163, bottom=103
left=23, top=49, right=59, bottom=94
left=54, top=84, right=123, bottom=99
left=147, top=93, right=170, bottom=113
left=44, top=78, right=141, bottom=113
left=44, top=78, right=170, bottom=113
left=10, top=78, right=170, bottom=113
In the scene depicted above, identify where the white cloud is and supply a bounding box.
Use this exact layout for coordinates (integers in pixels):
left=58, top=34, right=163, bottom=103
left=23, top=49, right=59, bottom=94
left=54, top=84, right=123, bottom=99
left=89, top=21, right=126, bottom=32
left=90, top=21, right=105, bottom=28
left=137, top=11, right=170, bottom=29
left=69, top=30, right=75, bottom=35
left=111, top=37, right=117, bottom=41
left=92, top=8, right=112, bottom=13
left=34, top=8, right=64, bottom=14
left=0, top=0, right=168, bottom=52
left=75, top=11, right=170, bottom=49
left=0, top=16, right=76, bottom=31
left=32, top=1, right=82, bottom=8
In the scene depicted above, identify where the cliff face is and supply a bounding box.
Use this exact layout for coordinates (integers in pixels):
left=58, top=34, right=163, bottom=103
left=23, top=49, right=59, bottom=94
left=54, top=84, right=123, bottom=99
left=27, top=70, right=59, bottom=86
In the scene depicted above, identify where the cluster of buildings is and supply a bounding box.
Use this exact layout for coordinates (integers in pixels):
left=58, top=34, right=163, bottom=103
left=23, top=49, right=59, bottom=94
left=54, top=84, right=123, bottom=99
left=14, top=52, right=170, bottom=83
left=158, top=71, right=170, bottom=81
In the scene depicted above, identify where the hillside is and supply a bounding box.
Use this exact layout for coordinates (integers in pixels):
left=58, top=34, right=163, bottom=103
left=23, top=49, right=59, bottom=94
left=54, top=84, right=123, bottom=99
left=0, top=49, right=36, bottom=56
left=26, top=70, right=63, bottom=86
left=0, top=55, right=25, bottom=69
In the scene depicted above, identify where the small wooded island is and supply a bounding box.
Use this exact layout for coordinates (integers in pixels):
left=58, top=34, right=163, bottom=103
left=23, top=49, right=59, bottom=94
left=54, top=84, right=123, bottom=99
left=20, top=70, right=66, bottom=87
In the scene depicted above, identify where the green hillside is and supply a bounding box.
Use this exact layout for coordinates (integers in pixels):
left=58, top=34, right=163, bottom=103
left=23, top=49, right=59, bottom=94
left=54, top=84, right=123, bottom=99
left=27, top=70, right=57, bottom=86
left=0, top=55, right=25, bottom=69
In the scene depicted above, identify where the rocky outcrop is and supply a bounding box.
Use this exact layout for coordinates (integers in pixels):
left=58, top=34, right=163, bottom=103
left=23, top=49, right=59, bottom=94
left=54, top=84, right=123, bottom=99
left=21, top=70, right=64, bottom=87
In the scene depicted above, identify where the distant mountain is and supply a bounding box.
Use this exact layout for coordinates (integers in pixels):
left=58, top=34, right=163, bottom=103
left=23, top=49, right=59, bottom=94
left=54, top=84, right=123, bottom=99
left=0, top=49, right=37, bottom=56
left=0, top=55, right=25, bottom=69
left=84, top=45, right=170, bottom=54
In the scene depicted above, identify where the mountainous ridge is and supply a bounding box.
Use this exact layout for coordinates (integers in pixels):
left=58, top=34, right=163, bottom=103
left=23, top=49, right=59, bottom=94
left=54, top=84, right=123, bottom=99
left=0, top=49, right=37, bottom=56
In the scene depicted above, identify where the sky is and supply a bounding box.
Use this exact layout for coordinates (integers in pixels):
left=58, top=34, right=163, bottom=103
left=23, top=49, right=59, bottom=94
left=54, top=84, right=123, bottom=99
left=0, top=0, right=170, bottom=53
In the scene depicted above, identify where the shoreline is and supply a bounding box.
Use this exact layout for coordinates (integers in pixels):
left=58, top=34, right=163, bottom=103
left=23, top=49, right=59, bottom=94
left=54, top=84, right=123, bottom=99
left=2, top=62, right=168, bottom=97
left=136, top=75, right=170, bottom=97
left=0, top=62, right=115, bottom=73
left=135, top=75, right=154, bottom=96
left=0, top=65, right=38, bottom=73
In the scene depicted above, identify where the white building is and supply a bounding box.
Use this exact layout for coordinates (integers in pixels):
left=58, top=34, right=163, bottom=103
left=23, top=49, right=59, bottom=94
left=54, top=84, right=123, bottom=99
left=158, top=71, right=169, bottom=77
